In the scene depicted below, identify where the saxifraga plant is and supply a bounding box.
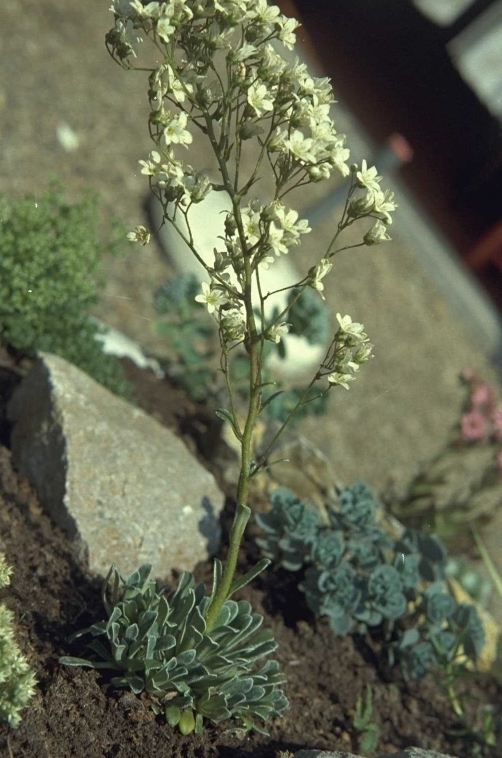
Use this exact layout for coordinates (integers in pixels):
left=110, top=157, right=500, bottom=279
left=61, top=563, right=286, bottom=734
left=256, top=482, right=494, bottom=741
left=0, top=554, right=37, bottom=728
left=61, top=0, right=397, bottom=735
left=0, top=182, right=131, bottom=398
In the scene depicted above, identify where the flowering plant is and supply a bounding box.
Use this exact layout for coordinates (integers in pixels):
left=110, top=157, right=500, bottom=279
left=72, top=0, right=397, bottom=733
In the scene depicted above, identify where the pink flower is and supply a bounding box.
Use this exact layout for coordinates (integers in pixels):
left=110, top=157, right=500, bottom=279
left=470, top=381, right=494, bottom=411
left=460, top=409, right=487, bottom=442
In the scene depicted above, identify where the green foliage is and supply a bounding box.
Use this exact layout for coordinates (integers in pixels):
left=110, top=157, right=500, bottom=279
left=0, top=183, right=131, bottom=398
left=353, top=685, right=380, bottom=755
left=394, top=583, right=486, bottom=681
left=153, top=273, right=217, bottom=401
left=286, top=287, right=330, bottom=346
left=0, top=554, right=37, bottom=728
left=255, top=481, right=486, bottom=684
left=60, top=563, right=288, bottom=734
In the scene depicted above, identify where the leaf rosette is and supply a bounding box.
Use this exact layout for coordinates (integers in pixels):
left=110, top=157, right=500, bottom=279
left=60, top=564, right=287, bottom=734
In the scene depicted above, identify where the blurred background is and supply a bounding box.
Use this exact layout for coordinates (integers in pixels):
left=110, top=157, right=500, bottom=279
left=279, top=0, right=502, bottom=313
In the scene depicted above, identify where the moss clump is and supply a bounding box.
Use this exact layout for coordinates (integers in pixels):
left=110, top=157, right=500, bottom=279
left=0, top=182, right=131, bottom=398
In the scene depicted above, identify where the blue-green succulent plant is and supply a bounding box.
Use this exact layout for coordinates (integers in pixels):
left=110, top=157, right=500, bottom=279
left=60, top=563, right=288, bottom=734
left=255, top=479, right=485, bottom=682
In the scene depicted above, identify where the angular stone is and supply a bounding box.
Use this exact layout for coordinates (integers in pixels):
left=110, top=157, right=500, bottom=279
left=7, top=353, right=224, bottom=578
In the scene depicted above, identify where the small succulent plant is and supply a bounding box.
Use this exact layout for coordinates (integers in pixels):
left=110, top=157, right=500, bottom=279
left=256, top=480, right=449, bottom=636
left=256, top=481, right=485, bottom=660
left=394, top=581, right=486, bottom=682
left=60, top=563, right=288, bottom=734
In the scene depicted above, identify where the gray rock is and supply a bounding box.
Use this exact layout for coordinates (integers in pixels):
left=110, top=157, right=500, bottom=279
left=293, top=749, right=458, bottom=758
left=7, top=353, right=225, bottom=578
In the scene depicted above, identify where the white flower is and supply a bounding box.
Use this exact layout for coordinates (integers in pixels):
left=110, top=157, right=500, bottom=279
left=214, top=0, right=248, bottom=15
left=127, top=225, right=151, bottom=245
left=309, top=259, right=332, bottom=297
left=195, top=281, right=228, bottom=314
left=309, top=115, right=336, bottom=145
left=232, top=43, right=258, bottom=62
left=259, top=44, right=287, bottom=80
left=372, top=188, right=397, bottom=224
left=129, top=0, right=161, bottom=19
left=327, top=371, right=356, bottom=390
left=364, top=219, right=392, bottom=246
left=267, top=223, right=289, bottom=256
left=356, top=159, right=382, bottom=193
left=251, top=0, right=281, bottom=25
left=267, top=321, right=291, bottom=343
left=183, top=172, right=212, bottom=203
left=335, top=313, right=368, bottom=345
left=257, top=254, right=275, bottom=269
left=347, top=189, right=376, bottom=218
left=353, top=342, right=374, bottom=364
left=268, top=127, right=288, bottom=153
left=156, top=13, right=175, bottom=42
left=328, top=134, right=350, bottom=177
left=152, top=160, right=185, bottom=189
left=307, top=162, right=332, bottom=182
left=283, top=130, right=316, bottom=163
left=139, top=150, right=161, bottom=175
left=240, top=207, right=262, bottom=246
left=247, top=81, right=275, bottom=117
left=109, top=0, right=136, bottom=19
left=163, top=112, right=193, bottom=147
left=153, top=64, right=193, bottom=103
left=272, top=204, right=311, bottom=241
left=277, top=16, right=300, bottom=50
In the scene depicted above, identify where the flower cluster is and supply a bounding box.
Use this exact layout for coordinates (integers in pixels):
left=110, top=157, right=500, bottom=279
left=459, top=369, right=502, bottom=459
left=318, top=313, right=373, bottom=390
left=347, top=160, right=398, bottom=245
left=107, top=0, right=396, bottom=349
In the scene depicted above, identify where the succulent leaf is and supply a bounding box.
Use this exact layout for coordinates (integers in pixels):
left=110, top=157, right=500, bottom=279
left=60, top=564, right=287, bottom=733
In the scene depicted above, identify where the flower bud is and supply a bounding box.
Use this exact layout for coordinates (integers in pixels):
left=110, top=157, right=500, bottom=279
left=363, top=220, right=392, bottom=246
left=224, top=213, right=237, bottom=237
left=221, top=308, right=246, bottom=342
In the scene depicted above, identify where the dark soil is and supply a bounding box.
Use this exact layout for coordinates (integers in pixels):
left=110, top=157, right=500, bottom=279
left=0, top=350, right=501, bottom=758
